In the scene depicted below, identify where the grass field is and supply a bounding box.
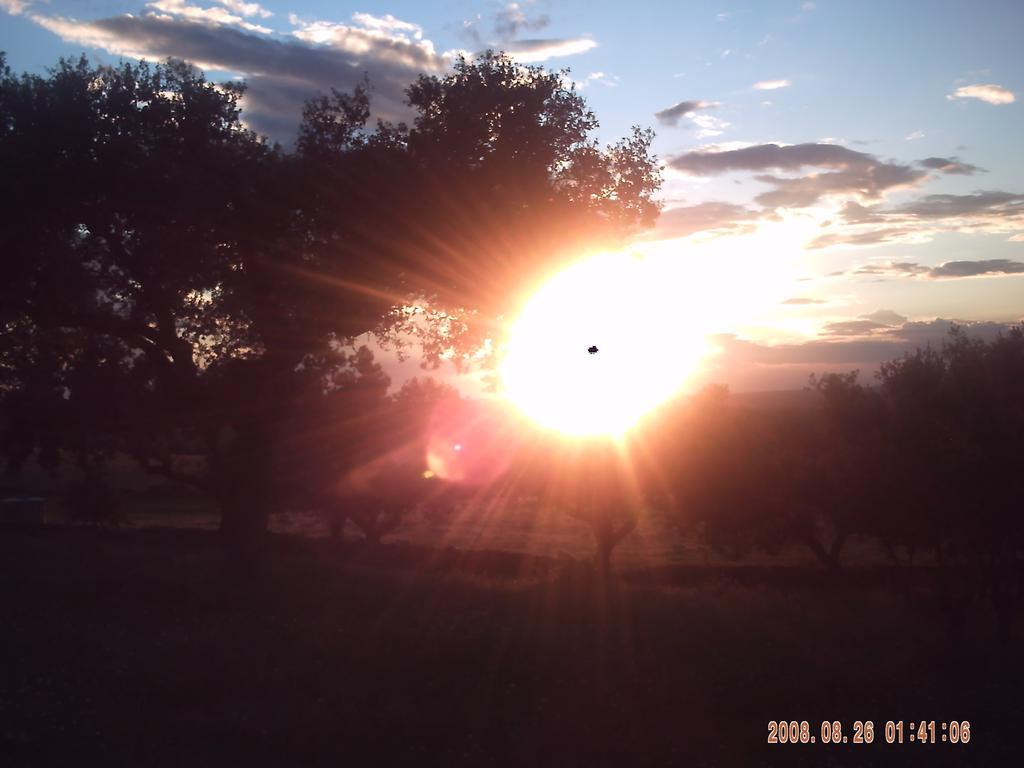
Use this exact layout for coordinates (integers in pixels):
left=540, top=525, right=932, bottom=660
left=3, top=452, right=887, bottom=570
left=1, top=523, right=1019, bottom=767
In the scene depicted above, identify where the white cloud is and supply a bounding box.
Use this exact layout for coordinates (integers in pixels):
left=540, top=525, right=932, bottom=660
left=0, top=0, right=30, bottom=15
left=350, top=12, right=423, bottom=41
left=146, top=1, right=271, bottom=34
left=502, top=37, right=597, bottom=62
left=577, top=71, right=619, bottom=89
left=493, top=2, right=550, bottom=40
left=690, top=112, right=729, bottom=138
left=216, top=0, right=271, bottom=19
left=25, top=9, right=452, bottom=140
left=288, top=14, right=442, bottom=66
left=905, top=130, right=925, bottom=141
left=947, top=83, right=1015, bottom=105
left=753, top=79, right=790, bottom=90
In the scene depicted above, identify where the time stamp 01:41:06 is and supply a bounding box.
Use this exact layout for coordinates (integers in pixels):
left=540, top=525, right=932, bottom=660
left=768, top=720, right=971, bottom=745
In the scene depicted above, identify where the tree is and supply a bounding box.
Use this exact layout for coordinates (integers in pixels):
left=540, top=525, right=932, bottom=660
left=0, top=50, right=662, bottom=549
left=661, top=381, right=875, bottom=572
left=315, top=376, right=461, bottom=543
left=879, top=326, right=1024, bottom=639
left=0, top=54, right=367, bottom=547
left=799, top=371, right=889, bottom=571
left=1, top=55, right=281, bottom=543
left=553, top=442, right=640, bottom=577
left=296, top=51, right=662, bottom=361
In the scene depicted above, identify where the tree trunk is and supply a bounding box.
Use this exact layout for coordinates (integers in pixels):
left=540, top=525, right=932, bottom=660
left=216, top=420, right=275, bottom=555
left=803, top=529, right=847, bottom=574
left=588, top=512, right=637, bottom=579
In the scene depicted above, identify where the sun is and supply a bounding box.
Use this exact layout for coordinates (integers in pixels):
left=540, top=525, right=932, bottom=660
left=500, top=251, right=707, bottom=437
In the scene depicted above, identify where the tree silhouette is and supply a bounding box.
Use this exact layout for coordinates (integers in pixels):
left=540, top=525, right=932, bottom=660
left=879, top=326, right=1024, bottom=639
left=318, top=376, right=461, bottom=543
left=296, top=51, right=661, bottom=360
left=799, top=371, right=888, bottom=571
left=663, top=380, right=880, bottom=572
left=558, top=443, right=640, bottom=577
left=1, top=55, right=285, bottom=547
left=1, top=51, right=661, bottom=549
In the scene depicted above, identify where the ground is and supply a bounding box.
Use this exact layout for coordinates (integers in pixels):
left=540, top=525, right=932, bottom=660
left=1, top=525, right=1019, bottom=767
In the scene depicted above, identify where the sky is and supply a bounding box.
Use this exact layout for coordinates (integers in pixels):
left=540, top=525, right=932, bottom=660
left=2, top=0, right=1023, bottom=392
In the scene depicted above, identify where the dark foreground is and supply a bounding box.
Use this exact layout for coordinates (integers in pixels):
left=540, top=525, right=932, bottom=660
left=1, top=527, right=1020, bottom=767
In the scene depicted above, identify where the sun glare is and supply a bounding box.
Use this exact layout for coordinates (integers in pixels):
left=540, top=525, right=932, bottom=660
left=500, top=251, right=707, bottom=437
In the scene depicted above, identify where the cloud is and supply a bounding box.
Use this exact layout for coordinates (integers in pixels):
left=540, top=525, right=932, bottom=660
left=458, top=4, right=593, bottom=64
left=669, top=144, right=1016, bottom=247
left=781, top=297, right=826, bottom=305
left=145, top=0, right=272, bottom=34
left=947, top=83, right=1015, bottom=105
left=286, top=14, right=438, bottom=59
left=806, top=309, right=909, bottom=342
left=654, top=99, right=727, bottom=136
left=493, top=2, right=550, bottom=40
left=654, top=99, right=715, bottom=127
left=21, top=3, right=600, bottom=139
left=217, top=0, right=272, bottom=19
left=671, top=143, right=880, bottom=175
left=928, top=259, right=1024, bottom=278
left=668, top=143, right=926, bottom=208
left=821, top=320, right=890, bottom=336
left=850, top=259, right=1024, bottom=279
left=577, top=71, right=619, bottom=89
left=887, top=190, right=1024, bottom=219
left=837, top=201, right=881, bottom=223
left=752, top=79, right=790, bottom=90
left=28, top=11, right=450, bottom=140
left=349, top=12, right=423, bottom=40
left=860, top=309, right=907, bottom=325
left=0, top=0, right=30, bottom=14
left=918, top=156, right=984, bottom=175
left=647, top=202, right=769, bottom=240
left=812, top=189, right=1024, bottom=248
left=905, top=130, right=925, bottom=141
left=501, top=37, right=597, bottom=62
left=806, top=227, right=918, bottom=249
left=689, top=113, right=729, bottom=138
left=852, top=262, right=930, bottom=277
left=698, top=318, right=1018, bottom=391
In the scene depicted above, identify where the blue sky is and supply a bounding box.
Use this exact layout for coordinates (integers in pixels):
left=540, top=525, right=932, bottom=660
left=3, top=0, right=1023, bottom=390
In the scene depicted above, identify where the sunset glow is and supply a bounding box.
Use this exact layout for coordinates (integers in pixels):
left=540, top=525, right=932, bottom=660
left=500, top=251, right=707, bottom=437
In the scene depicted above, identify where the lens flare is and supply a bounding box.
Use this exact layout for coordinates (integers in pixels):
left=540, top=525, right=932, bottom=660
left=425, top=398, right=519, bottom=484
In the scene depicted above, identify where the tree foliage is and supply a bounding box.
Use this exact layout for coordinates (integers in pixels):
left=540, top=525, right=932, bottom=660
left=1, top=51, right=661, bottom=548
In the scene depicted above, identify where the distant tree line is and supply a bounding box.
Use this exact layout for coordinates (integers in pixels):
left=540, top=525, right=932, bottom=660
left=651, top=326, right=1024, bottom=639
